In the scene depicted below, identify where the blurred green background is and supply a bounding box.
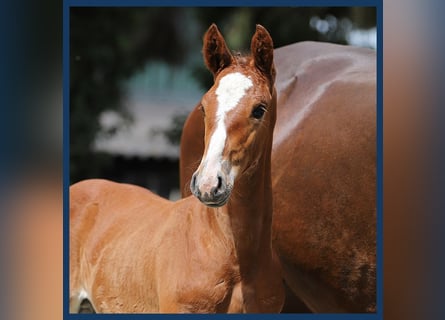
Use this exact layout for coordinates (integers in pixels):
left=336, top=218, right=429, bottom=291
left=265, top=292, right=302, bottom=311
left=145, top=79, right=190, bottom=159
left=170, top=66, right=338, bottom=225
left=70, top=7, right=376, bottom=198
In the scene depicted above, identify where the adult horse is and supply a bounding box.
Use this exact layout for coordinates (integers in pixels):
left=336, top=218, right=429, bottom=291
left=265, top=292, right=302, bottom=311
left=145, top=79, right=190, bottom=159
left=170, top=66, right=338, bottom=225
left=70, top=24, right=284, bottom=313
left=180, top=32, right=376, bottom=312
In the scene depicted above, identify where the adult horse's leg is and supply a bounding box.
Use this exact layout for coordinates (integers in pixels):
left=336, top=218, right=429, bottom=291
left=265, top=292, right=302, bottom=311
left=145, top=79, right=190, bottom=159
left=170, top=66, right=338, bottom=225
left=281, top=282, right=312, bottom=313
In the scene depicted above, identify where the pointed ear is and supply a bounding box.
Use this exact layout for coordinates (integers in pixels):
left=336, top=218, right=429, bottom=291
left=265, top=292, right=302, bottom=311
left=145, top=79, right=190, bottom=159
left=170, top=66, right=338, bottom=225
left=203, top=24, right=234, bottom=76
left=250, top=24, right=275, bottom=84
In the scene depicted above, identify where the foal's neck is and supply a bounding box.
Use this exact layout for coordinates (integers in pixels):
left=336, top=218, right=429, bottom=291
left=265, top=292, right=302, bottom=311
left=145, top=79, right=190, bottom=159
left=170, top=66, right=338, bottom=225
left=213, top=135, right=274, bottom=275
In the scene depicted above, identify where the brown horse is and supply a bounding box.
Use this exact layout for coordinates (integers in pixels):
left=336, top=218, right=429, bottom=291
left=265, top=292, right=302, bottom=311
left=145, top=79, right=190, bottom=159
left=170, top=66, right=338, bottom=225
left=180, top=30, right=376, bottom=312
left=70, top=24, right=284, bottom=313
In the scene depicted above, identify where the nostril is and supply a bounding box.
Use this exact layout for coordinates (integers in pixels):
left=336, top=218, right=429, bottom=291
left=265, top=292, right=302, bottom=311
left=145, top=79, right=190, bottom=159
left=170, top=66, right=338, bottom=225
left=190, top=173, right=198, bottom=194
left=217, top=175, right=222, bottom=190
left=210, top=175, right=224, bottom=197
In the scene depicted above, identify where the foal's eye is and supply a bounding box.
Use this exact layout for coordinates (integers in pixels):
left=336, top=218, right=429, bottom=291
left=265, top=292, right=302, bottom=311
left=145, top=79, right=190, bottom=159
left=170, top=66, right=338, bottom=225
left=251, top=104, right=266, bottom=119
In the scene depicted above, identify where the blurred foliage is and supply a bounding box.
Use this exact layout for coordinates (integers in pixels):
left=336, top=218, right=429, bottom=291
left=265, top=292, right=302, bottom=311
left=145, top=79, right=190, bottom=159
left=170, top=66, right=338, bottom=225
left=189, top=7, right=375, bottom=88
left=151, top=111, right=191, bottom=146
left=70, top=7, right=187, bottom=182
left=70, top=7, right=376, bottom=183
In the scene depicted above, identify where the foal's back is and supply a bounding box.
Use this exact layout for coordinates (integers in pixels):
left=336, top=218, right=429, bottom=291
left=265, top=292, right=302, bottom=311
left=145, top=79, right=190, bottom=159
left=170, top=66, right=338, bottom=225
left=70, top=179, right=240, bottom=313
left=70, top=179, right=170, bottom=312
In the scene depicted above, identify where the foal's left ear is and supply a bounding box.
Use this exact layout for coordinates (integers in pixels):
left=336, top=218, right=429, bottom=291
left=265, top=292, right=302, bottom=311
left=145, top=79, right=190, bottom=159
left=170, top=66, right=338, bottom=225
left=250, top=25, right=275, bottom=84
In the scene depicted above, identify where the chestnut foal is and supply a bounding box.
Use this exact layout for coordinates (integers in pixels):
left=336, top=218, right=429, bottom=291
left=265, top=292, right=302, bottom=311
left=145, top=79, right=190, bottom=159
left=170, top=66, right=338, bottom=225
left=69, top=24, right=284, bottom=313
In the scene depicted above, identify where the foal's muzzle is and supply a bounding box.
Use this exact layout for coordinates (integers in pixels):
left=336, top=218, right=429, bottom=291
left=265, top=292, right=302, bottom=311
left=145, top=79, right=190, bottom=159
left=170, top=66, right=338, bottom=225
left=190, top=171, right=232, bottom=207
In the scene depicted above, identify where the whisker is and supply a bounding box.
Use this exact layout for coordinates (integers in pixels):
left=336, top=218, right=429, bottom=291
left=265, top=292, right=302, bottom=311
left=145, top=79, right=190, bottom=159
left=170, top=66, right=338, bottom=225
left=179, top=158, right=203, bottom=197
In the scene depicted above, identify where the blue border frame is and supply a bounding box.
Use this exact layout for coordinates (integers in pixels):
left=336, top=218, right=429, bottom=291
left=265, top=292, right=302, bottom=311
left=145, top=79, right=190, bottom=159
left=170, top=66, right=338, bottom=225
left=66, top=0, right=378, bottom=7
left=376, top=1, right=383, bottom=317
left=63, top=1, right=71, bottom=317
left=63, top=1, right=383, bottom=319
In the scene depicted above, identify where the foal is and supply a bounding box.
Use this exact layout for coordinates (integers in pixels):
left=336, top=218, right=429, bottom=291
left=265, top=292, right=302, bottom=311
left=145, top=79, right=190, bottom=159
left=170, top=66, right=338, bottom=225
left=70, top=24, right=284, bottom=313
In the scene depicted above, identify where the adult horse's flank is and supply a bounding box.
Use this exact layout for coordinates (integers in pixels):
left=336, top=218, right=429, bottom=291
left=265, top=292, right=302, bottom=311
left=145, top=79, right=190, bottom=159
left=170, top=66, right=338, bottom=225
left=70, top=24, right=284, bottom=313
left=180, top=34, right=376, bottom=312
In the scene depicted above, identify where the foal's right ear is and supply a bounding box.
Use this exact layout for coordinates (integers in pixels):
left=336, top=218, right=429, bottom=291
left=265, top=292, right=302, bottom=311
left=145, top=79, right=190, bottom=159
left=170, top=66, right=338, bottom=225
left=203, top=24, right=234, bottom=76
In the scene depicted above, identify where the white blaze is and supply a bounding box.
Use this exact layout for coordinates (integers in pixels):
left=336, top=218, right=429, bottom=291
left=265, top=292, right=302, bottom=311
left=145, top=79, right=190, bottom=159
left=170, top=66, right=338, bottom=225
left=216, top=72, right=253, bottom=116
left=202, top=72, right=253, bottom=177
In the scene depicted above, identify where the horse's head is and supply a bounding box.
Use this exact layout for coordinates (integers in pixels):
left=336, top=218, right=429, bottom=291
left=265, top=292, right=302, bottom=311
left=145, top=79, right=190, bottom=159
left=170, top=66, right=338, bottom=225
left=190, top=24, right=276, bottom=207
